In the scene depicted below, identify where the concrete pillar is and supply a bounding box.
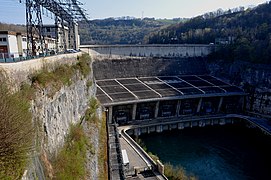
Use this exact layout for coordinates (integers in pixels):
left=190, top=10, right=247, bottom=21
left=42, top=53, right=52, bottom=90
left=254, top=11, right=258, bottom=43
left=108, top=106, right=113, bottom=124
left=197, top=98, right=203, bottom=113
left=132, top=103, right=137, bottom=121
left=218, top=97, right=224, bottom=113
left=134, top=128, right=141, bottom=136
left=155, top=101, right=160, bottom=118
left=176, top=100, right=181, bottom=117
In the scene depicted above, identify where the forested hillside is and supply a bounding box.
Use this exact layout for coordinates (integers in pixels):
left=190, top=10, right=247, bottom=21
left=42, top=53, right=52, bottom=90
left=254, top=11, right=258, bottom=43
left=147, top=2, right=271, bottom=63
left=79, top=17, right=185, bottom=45
left=0, top=23, right=26, bottom=32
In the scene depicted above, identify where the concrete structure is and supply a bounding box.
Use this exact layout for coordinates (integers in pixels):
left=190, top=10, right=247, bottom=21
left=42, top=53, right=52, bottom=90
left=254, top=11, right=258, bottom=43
left=97, top=75, right=245, bottom=126
left=91, top=52, right=246, bottom=179
left=93, top=57, right=207, bottom=80
left=81, top=44, right=213, bottom=58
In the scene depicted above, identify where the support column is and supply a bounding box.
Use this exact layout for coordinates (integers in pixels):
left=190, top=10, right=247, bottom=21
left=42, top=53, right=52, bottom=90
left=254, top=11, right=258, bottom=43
left=108, top=106, right=113, bottom=124
left=155, top=101, right=160, bottom=118
left=197, top=98, right=203, bottom=113
left=132, top=103, right=137, bottom=121
left=176, top=100, right=181, bottom=117
left=218, top=97, right=224, bottom=113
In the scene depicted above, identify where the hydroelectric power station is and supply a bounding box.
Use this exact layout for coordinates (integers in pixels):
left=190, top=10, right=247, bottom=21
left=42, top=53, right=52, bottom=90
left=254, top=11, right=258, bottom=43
left=81, top=44, right=271, bottom=180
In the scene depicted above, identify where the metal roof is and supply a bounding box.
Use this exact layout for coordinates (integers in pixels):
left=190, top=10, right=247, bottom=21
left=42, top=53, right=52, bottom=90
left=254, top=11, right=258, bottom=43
left=96, top=75, right=245, bottom=106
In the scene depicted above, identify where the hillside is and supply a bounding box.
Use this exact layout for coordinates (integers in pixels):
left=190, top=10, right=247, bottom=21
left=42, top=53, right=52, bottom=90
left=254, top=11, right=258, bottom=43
left=79, top=17, right=185, bottom=45
left=147, top=2, right=271, bottom=63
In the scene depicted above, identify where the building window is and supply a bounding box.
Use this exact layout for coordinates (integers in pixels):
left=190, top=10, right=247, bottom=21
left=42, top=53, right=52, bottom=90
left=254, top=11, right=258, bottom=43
left=46, top=28, right=51, bottom=32
left=22, top=38, right=27, bottom=42
left=0, top=38, right=7, bottom=42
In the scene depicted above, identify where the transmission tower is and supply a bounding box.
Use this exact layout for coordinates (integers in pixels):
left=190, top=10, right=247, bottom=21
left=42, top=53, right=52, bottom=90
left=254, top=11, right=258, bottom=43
left=26, top=0, right=44, bottom=56
left=24, top=0, right=89, bottom=56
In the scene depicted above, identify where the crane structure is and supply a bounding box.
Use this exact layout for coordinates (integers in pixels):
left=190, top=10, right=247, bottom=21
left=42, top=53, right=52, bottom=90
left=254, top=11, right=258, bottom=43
left=25, top=0, right=88, bottom=56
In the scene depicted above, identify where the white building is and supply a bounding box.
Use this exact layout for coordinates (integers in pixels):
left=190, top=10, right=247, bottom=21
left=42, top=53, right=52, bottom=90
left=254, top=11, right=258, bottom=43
left=0, top=30, right=58, bottom=59
left=0, top=31, right=24, bottom=59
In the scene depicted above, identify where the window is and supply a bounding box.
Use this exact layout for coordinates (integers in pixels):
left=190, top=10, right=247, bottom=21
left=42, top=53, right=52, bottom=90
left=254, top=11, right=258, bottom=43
left=46, top=28, right=51, bottom=32
left=0, top=38, right=7, bottom=42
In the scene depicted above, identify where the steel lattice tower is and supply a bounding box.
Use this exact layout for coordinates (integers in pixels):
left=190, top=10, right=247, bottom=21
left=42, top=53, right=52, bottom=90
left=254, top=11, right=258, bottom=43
left=25, top=0, right=89, bottom=56
left=26, top=0, right=44, bottom=56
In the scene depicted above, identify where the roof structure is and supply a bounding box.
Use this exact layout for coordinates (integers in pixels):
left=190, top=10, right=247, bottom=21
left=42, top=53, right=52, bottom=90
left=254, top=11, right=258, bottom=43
left=96, top=75, right=245, bottom=106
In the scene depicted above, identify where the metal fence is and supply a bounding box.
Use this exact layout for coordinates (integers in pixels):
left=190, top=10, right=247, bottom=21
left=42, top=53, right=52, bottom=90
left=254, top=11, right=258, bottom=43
left=0, top=51, right=76, bottom=63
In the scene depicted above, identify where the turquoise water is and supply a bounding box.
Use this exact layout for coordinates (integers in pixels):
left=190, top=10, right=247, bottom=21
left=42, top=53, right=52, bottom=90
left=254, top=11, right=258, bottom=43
left=139, top=123, right=271, bottom=180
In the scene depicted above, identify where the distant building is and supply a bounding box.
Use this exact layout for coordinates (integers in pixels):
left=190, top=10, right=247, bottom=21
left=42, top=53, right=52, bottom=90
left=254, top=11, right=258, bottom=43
left=0, top=31, right=27, bottom=58
left=0, top=30, right=56, bottom=59
left=215, top=36, right=235, bottom=45
left=43, top=23, right=80, bottom=52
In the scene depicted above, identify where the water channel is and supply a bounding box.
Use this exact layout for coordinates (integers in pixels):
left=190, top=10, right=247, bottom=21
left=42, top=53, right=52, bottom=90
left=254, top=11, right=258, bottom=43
left=138, top=122, right=271, bottom=180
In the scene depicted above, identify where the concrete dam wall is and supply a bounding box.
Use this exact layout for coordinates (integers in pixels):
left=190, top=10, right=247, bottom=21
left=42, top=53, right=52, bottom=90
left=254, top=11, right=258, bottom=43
left=93, top=57, right=208, bottom=80
left=81, top=44, right=213, bottom=58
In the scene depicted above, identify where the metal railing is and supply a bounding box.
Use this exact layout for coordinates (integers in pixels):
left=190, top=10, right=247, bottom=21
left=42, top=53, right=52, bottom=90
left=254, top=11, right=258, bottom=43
left=0, top=51, right=79, bottom=63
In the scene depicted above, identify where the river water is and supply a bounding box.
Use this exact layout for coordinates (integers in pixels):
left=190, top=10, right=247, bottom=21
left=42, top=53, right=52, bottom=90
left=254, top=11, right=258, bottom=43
left=138, top=123, right=271, bottom=180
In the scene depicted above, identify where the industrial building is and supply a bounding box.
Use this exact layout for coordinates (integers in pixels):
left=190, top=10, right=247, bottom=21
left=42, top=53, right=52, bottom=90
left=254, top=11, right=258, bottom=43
left=96, top=75, right=245, bottom=125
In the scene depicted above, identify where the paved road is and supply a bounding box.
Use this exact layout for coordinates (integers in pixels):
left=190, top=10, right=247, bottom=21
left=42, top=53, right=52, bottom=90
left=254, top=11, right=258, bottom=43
left=119, top=136, right=148, bottom=171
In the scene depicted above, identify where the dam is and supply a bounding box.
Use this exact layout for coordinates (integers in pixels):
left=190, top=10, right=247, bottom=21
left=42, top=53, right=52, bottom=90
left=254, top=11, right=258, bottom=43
left=87, top=44, right=267, bottom=180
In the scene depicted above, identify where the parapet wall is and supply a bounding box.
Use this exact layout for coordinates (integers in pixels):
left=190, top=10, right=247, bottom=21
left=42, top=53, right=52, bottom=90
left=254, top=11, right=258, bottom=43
left=93, top=57, right=208, bottom=80
left=0, top=52, right=82, bottom=91
left=82, top=44, right=212, bottom=58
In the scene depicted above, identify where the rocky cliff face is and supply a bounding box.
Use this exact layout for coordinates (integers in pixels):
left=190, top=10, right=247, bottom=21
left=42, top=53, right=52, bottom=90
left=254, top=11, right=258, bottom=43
left=31, top=73, right=95, bottom=156
left=0, top=54, right=99, bottom=179
left=207, top=60, right=271, bottom=115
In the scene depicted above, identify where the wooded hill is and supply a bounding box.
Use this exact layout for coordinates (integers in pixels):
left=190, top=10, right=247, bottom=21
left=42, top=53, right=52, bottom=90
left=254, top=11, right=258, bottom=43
left=147, top=2, right=271, bottom=64
left=79, top=17, right=185, bottom=45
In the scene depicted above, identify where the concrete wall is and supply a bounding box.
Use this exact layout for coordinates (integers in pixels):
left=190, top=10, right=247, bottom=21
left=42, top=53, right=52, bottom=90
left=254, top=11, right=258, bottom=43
left=81, top=44, right=213, bottom=58
left=93, top=57, right=208, bottom=80
left=208, top=60, right=271, bottom=115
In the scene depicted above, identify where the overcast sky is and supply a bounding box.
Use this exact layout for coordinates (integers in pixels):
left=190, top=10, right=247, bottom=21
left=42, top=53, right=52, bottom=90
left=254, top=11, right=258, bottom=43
left=0, top=0, right=268, bottom=24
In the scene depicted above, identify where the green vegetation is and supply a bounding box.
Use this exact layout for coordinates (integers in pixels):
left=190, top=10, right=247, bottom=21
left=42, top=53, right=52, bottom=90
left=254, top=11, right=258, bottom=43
left=86, top=80, right=93, bottom=90
left=31, top=53, right=91, bottom=97
left=79, top=18, right=172, bottom=45
left=84, top=97, right=99, bottom=123
left=147, top=2, right=271, bottom=64
left=75, top=54, right=92, bottom=78
left=53, top=124, right=88, bottom=179
left=98, top=113, right=108, bottom=180
left=164, top=163, right=197, bottom=180
left=0, top=84, right=34, bottom=179
left=0, top=53, right=92, bottom=179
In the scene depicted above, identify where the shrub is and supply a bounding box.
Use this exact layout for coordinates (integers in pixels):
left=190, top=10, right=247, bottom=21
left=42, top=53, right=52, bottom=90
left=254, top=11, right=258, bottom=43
left=84, top=97, right=99, bottom=123
left=98, top=113, right=108, bottom=180
left=76, top=54, right=91, bottom=78
left=53, top=125, right=88, bottom=179
left=164, top=163, right=197, bottom=180
left=0, top=85, right=34, bottom=179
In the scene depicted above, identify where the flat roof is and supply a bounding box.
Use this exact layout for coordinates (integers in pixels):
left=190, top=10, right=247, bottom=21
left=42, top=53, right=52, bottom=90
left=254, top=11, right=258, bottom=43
left=96, top=75, right=245, bottom=106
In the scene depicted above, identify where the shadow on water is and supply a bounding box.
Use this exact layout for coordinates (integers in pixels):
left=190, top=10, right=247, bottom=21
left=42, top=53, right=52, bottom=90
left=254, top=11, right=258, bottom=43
left=137, top=123, right=271, bottom=180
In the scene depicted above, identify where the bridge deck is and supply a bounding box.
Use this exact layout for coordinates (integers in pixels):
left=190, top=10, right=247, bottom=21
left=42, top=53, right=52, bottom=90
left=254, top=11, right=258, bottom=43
left=96, top=75, right=245, bottom=106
